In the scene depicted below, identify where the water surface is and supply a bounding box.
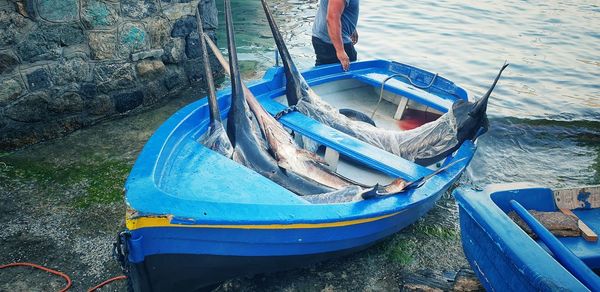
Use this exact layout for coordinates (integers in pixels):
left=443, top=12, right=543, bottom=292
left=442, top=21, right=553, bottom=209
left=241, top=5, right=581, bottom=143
left=218, top=0, right=599, bottom=187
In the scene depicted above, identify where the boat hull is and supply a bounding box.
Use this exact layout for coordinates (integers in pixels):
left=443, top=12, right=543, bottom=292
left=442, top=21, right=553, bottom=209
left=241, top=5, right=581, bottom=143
left=126, top=190, right=443, bottom=291
left=454, top=183, right=594, bottom=291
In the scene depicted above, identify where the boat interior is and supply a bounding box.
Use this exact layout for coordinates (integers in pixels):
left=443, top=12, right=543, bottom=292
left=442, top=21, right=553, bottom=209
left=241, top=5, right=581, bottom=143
left=273, top=78, right=446, bottom=186
left=133, top=61, right=473, bottom=209
left=491, top=186, right=600, bottom=272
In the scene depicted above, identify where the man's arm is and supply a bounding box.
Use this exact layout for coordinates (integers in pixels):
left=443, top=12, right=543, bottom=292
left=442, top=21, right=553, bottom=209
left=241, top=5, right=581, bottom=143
left=326, top=0, right=349, bottom=71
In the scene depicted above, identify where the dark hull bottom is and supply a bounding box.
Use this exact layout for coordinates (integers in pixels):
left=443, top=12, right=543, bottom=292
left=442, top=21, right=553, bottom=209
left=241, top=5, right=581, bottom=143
left=128, top=243, right=376, bottom=292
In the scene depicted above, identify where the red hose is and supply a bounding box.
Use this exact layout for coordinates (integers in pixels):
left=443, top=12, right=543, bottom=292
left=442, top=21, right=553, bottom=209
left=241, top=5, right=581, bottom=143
left=0, top=262, right=72, bottom=292
left=87, top=275, right=127, bottom=292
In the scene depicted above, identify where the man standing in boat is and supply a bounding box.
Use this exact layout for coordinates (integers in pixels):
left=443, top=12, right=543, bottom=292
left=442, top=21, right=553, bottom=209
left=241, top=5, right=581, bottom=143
left=312, top=0, right=359, bottom=71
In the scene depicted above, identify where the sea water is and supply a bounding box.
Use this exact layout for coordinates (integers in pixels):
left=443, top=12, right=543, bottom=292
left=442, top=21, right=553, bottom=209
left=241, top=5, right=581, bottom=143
left=218, top=0, right=599, bottom=187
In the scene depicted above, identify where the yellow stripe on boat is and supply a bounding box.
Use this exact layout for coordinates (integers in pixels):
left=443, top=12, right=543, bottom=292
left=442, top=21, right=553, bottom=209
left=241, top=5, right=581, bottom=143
left=126, top=211, right=403, bottom=230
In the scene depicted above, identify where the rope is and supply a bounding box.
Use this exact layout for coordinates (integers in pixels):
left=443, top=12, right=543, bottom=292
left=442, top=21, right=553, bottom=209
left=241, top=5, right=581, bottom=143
left=0, top=262, right=72, bottom=292
left=370, top=72, right=439, bottom=120
left=1, top=262, right=128, bottom=291
left=87, top=275, right=127, bottom=292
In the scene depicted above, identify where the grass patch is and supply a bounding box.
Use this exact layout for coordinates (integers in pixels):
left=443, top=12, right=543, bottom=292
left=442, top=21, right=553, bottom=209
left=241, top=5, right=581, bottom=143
left=0, top=155, right=131, bottom=208
left=385, top=239, right=416, bottom=266
left=415, top=224, right=458, bottom=240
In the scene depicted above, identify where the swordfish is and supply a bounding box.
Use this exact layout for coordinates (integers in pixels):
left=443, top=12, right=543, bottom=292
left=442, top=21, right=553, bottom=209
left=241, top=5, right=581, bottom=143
left=261, top=0, right=508, bottom=165
left=200, top=1, right=409, bottom=200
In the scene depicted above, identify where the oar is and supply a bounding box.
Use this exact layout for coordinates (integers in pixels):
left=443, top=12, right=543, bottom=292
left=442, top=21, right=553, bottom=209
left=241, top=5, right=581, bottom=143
left=510, top=200, right=600, bottom=291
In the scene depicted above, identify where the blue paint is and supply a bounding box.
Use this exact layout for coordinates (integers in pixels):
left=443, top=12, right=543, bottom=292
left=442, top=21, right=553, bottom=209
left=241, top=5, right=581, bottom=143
left=124, top=60, right=479, bottom=277
left=510, top=200, right=600, bottom=291
left=578, top=190, right=592, bottom=209
left=454, top=183, right=599, bottom=291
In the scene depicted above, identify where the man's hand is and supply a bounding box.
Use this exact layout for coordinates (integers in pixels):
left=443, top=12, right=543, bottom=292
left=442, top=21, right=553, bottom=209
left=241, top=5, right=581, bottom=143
left=351, top=30, right=358, bottom=45
left=336, top=49, right=350, bottom=71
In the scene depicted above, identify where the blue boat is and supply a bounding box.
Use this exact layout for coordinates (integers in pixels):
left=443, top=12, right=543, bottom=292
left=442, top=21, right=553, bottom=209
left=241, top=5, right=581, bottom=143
left=118, top=60, right=482, bottom=291
left=454, top=183, right=600, bottom=291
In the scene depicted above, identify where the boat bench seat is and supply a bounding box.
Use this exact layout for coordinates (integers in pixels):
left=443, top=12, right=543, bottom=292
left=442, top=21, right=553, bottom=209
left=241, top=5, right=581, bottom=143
left=351, top=69, right=455, bottom=114
left=260, top=98, right=433, bottom=181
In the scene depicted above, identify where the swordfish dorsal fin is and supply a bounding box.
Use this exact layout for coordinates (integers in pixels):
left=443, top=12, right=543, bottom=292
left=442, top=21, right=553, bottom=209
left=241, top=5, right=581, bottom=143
left=261, top=0, right=310, bottom=106
left=469, top=62, right=509, bottom=118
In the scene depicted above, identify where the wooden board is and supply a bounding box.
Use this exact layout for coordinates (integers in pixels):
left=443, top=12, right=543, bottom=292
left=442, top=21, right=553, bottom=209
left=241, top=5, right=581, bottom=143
left=560, top=208, right=598, bottom=242
left=554, top=185, right=600, bottom=210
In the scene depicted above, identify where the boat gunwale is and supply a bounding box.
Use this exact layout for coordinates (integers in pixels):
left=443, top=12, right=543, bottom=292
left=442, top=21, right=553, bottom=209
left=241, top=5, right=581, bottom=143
left=125, top=59, right=477, bottom=226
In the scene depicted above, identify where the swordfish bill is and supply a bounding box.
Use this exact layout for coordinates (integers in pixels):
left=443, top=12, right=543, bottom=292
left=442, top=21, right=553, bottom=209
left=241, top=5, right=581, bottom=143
left=195, top=7, right=233, bottom=158
left=221, top=0, right=336, bottom=195
left=260, top=0, right=309, bottom=106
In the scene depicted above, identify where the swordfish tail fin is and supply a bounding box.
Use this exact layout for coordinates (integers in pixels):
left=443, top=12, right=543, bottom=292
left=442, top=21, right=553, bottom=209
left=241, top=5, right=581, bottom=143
left=470, top=62, right=509, bottom=118
left=195, top=8, right=221, bottom=127
left=261, top=0, right=309, bottom=106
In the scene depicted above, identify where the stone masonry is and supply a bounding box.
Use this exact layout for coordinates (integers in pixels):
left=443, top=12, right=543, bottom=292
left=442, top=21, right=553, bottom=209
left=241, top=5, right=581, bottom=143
left=0, top=0, right=220, bottom=150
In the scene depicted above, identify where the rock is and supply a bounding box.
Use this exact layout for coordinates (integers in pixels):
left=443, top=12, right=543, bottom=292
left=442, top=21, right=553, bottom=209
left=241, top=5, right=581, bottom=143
left=136, top=59, right=165, bottom=79
left=0, top=51, right=19, bottom=74
left=37, top=0, right=79, bottom=22
left=15, top=28, right=61, bottom=62
left=162, top=38, right=185, bottom=64
left=131, top=49, right=164, bottom=61
left=80, top=82, right=98, bottom=98
left=201, top=0, right=218, bottom=30
left=184, top=58, right=203, bottom=83
left=171, top=16, right=197, bottom=37
left=6, top=91, right=49, bottom=122
left=163, top=67, right=186, bottom=90
left=0, top=10, right=31, bottom=47
left=145, top=17, right=170, bottom=49
left=89, top=31, right=117, bottom=60
left=162, top=2, right=197, bottom=21
left=452, top=270, right=484, bottom=292
left=56, top=24, right=85, bottom=46
left=0, top=77, right=25, bottom=105
left=121, top=0, right=159, bottom=19
left=26, top=67, right=52, bottom=91
left=142, top=80, right=168, bottom=105
left=49, top=58, right=91, bottom=86
left=48, top=92, right=83, bottom=114
left=118, top=22, right=150, bottom=57
left=85, top=94, right=113, bottom=115
left=93, top=62, right=136, bottom=93
left=185, top=31, right=201, bottom=59
left=113, top=91, right=143, bottom=113
left=81, top=0, right=119, bottom=30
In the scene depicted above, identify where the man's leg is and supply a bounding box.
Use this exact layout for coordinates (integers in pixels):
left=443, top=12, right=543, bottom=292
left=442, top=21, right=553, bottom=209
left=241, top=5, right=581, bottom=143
left=312, top=36, right=342, bottom=66
left=344, top=42, right=357, bottom=62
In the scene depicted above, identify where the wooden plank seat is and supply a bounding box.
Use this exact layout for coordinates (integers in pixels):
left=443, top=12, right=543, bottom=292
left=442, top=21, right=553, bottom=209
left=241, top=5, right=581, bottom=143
left=259, top=98, right=433, bottom=181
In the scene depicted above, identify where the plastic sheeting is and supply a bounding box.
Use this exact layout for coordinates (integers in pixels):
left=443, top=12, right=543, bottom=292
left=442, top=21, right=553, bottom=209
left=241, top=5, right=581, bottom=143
left=296, top=89, right=459, bottom=162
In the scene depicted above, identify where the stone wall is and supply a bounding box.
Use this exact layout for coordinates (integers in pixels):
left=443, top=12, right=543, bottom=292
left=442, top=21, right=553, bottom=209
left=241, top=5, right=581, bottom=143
left=0, top=0, right=220, bottom=150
